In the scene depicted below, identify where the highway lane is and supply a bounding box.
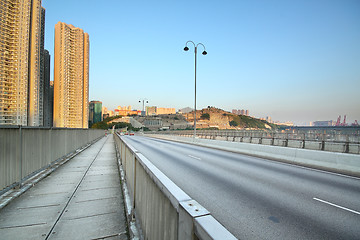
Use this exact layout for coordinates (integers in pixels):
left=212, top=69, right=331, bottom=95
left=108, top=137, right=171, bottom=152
left=122, top=135, right=360, bottom=240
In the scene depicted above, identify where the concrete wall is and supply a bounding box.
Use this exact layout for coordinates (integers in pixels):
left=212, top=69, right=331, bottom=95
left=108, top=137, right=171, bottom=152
left=0, top=127, right=104, bottom=193
left=114, top=133, right=237, bottom=240
left=147, top=134, right=360, bottom=176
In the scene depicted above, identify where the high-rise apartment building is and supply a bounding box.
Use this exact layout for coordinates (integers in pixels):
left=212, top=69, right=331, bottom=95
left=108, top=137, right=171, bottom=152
left=37, top=7, right=46, bottom=126
left=0, top=0, right=45, bottom=126
left=43, top=50, right=52, bottom=127
left=53, top=22, right=89, bottom=128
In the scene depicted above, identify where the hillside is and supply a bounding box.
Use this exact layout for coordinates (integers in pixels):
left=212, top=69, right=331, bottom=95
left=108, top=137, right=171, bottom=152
left=90, top=107, right=279, bottom=131
left=183, top=107, right=279, bottom=130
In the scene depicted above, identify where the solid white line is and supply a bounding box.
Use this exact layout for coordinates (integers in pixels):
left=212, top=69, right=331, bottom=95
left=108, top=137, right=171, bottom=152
left=313, top=197, right=360, bottom=215
left=188, top=155, right=201, bottom=160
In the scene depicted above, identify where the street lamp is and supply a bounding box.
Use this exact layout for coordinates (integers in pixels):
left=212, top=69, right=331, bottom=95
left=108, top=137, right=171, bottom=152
left=184, top=40, right=207, bottom=138
left=139, top=99, right=148, bottom=115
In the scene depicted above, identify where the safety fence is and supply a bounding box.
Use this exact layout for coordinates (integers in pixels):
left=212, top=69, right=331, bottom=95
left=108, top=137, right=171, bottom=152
left=149, top=130, right=360, bottom=154
left=0, top=126, right=104, bottom=194
left=114, top=133, right=236, bottom=240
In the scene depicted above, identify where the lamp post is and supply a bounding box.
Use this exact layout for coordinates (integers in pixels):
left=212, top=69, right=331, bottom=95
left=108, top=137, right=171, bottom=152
left=139, top=99, right=148, bottom=116
left=184, top=41, right=207, bottom=138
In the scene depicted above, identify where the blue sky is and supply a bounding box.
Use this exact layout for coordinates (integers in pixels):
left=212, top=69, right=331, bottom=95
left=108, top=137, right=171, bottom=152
left=42, top=0, right=360, bottom=125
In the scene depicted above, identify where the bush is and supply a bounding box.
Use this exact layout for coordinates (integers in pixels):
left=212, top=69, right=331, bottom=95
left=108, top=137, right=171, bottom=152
left=200, top=113, right=210, bottom=120
left=229, top=120, right=238, bottom=126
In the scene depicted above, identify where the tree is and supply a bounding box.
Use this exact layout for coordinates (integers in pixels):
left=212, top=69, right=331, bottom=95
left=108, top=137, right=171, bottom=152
left=229, top=120, right=238, bottom=127
left=200, top=113, right=210, bottom=120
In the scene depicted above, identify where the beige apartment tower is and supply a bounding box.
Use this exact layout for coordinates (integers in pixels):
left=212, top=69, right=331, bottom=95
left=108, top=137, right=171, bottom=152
left=0, top=0, right=45, bottom=126
left=53, top=22, right=89, bottom=128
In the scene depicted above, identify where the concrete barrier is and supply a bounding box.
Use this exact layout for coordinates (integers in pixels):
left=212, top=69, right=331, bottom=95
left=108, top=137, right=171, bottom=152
left=160, top=130, right=360, bottom=154
left=147, top=134, right=360, bottom=176
left=114, top=133, right=237, bottom=240
left=0, top=127, right=104, bottom=194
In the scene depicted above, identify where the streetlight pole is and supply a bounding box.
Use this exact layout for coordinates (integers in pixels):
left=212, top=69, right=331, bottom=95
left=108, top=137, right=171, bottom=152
left=139, top=99, right=148, bottom=115
left=184, top=41, right=207, bottom=138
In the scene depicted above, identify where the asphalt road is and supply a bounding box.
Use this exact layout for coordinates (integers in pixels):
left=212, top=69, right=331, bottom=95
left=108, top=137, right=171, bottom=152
left=123, top=135, right=360, bottom=240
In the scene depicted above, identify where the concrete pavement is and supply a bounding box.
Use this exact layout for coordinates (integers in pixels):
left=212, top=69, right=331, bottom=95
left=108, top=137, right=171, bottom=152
left=0, top=135, right=128, bottom=240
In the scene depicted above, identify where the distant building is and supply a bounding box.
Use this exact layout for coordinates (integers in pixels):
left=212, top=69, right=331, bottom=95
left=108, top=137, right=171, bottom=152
left=102, top=107, right=110, bottom=118
left=89, top=101, right=102, bottom=126
left=313, top=120, right=336, bottom=127
left=276, top=121, right=294, bottom=126
left=117, top=106, right=131, bottom=111
left=49, top=81, right=54, bottom=126
left=157, top=108, right=176, bottom=115
left=114, top=106, right=140, bottom=116
left=146, top=106, right=176, bottom=115
left=53, top=22, right=89, bottom=128
left=146, top=106, right=157, bottom=116
left=232, top=109, right=249, bottom=116
left=266, top=116, right=272, bottom=123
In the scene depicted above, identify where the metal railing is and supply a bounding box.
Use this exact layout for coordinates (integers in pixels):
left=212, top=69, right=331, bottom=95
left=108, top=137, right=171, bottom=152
left=0, top=126, right=104, bottom=194
left=114, top=133, right=236, bottom=240
left=148, top=130, right=360, bottom=154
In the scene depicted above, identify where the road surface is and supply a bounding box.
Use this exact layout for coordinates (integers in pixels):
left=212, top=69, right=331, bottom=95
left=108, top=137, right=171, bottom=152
left=123, top=135, right=360, bottom=239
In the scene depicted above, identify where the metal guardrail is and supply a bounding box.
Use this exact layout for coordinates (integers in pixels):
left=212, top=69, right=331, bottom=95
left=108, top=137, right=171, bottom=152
left=0, top=126, right=104, bottom=194
left=149, top=130, right=360, bottom=154
left=114, top=133, right=237, bottom=240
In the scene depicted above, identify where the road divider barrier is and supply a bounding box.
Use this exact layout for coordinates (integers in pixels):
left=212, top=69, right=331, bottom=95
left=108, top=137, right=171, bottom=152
left=147, top=134, right=360, bottom=176
left=150, top=130, right=360, bottom=154
left=114, top=133, right=237, bottom=240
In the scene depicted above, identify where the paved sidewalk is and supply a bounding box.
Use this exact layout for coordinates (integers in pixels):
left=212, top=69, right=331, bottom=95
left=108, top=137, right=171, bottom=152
left=0, top=135, right=128, bottom=240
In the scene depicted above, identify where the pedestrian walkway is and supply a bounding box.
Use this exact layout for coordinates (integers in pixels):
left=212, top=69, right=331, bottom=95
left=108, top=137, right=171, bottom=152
left=0, top=135, right=128, bottom=240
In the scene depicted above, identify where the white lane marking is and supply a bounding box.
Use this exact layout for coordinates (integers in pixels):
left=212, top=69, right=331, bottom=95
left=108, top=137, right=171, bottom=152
left=188, top=155, right=201, bottom=160
left=313, top=197, right=360, bottom=215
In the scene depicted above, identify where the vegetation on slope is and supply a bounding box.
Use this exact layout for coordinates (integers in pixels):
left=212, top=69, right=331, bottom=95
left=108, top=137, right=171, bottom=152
left=194, top=107, right=280, bottom=130
left=91, top=116, right=140, bottom=131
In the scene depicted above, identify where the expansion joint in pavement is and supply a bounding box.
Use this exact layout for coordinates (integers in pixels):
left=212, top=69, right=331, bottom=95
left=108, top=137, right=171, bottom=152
left=44, top=137, right=109, bottom=240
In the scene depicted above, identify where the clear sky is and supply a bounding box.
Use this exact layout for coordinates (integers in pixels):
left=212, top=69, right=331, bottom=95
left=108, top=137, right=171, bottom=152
left=42, top=0, right=360, bottom=125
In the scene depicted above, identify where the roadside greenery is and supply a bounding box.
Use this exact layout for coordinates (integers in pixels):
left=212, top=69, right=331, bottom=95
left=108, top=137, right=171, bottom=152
left=91, top=116, right=140, bottom=131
